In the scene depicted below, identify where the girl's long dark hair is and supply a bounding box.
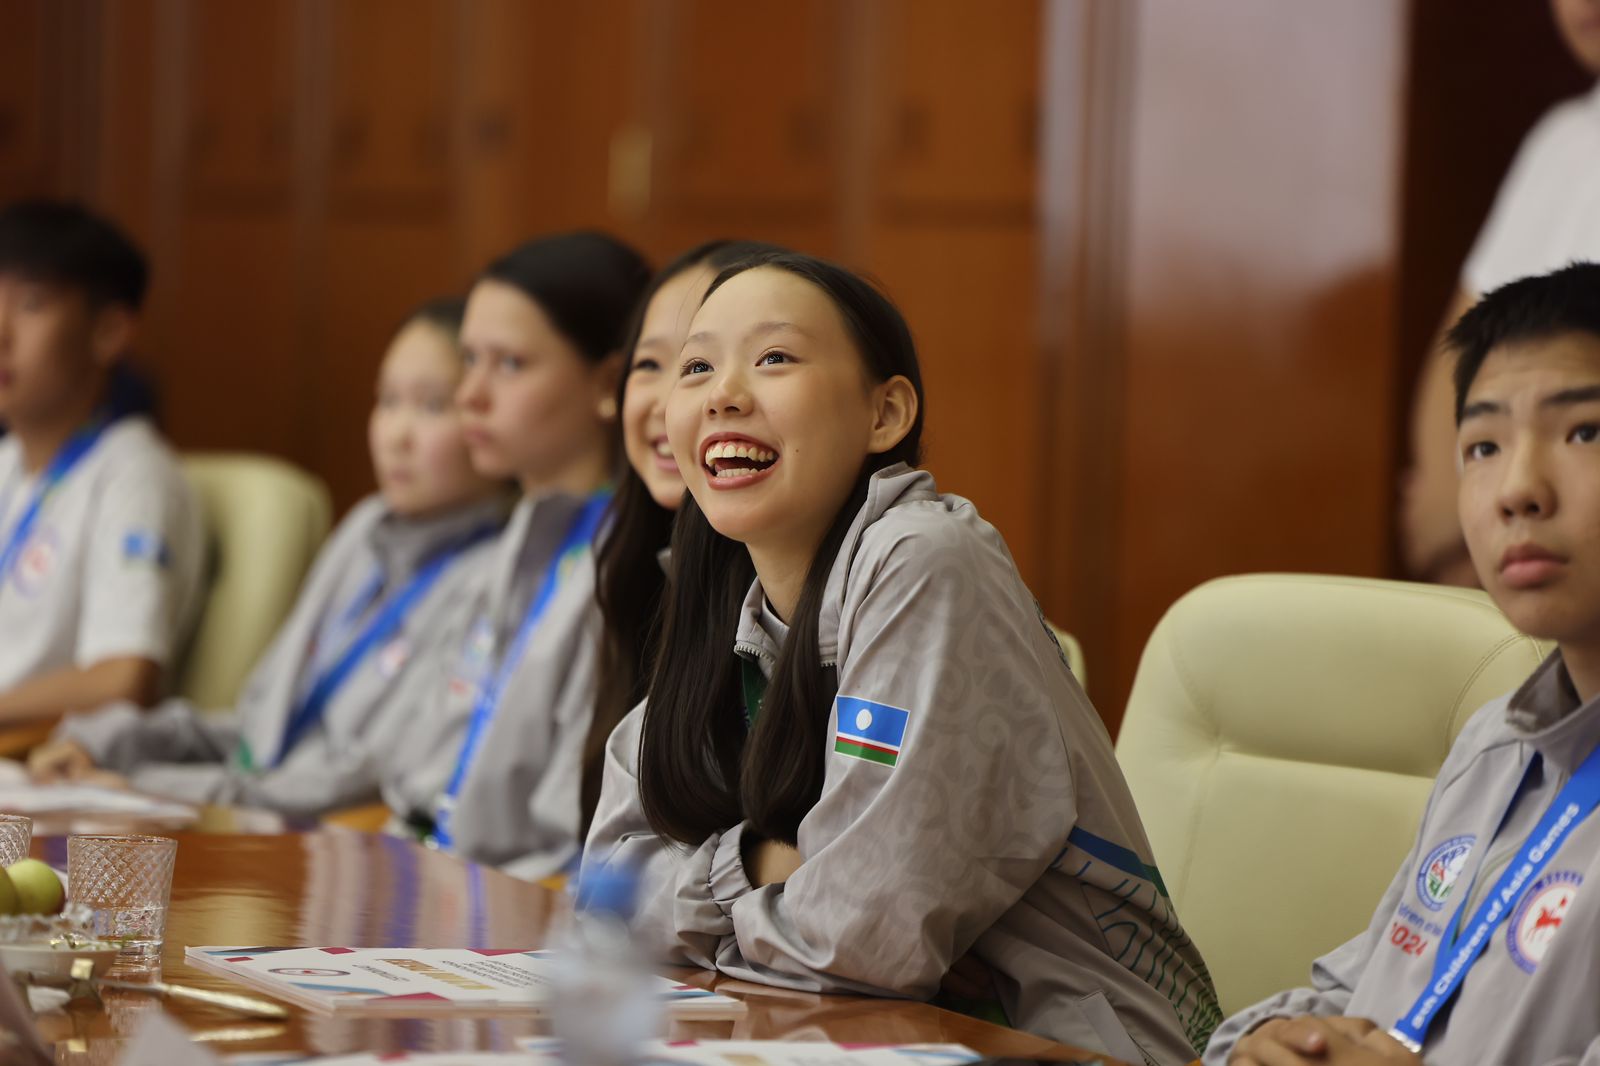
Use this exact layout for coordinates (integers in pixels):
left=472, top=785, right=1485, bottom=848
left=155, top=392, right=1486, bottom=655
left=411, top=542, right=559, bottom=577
left=637, top=252, right=926, bottom=846
left=582, top=240, right=786, bottom=834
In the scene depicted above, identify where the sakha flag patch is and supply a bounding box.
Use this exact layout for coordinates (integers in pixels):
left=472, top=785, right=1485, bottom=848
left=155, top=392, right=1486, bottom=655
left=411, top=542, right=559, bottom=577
left=833, top=695, right=910, bottom=767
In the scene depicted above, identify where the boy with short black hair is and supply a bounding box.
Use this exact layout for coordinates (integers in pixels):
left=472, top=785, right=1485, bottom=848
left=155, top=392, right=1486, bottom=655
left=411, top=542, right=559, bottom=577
left=1208, top=261, right=1600, bottom=1065
left=0, top=199, right=204, bottom=724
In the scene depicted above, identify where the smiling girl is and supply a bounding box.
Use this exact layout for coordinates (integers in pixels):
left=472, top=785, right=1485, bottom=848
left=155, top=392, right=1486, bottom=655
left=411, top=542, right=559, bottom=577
left=31, top=298, right=507, bottom=815
left=585, top=252, right=1219, bottom=1064
left=586, top=239, right=783, bottom=832
left=383, top=232, right=649, bottom=880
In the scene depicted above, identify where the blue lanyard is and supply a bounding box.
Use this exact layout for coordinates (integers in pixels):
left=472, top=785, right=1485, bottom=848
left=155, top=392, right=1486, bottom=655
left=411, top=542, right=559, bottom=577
left=431, top=491, right=611, bottom=849
left=1389, top=741, right=1600, bottom=1052
left=0, top=419, right=111, bottom=584
left=269, top=523, right=497, bottom=767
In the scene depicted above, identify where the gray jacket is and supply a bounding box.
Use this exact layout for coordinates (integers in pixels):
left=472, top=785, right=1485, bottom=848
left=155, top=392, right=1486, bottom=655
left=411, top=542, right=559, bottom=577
left=54, top=495, right=504, bottom=817
left=1204, top=652, right=1600, bottom=1066
left=585, top=465, right=1219, bottom=1065
left=381, top=490, right=605, bottom=882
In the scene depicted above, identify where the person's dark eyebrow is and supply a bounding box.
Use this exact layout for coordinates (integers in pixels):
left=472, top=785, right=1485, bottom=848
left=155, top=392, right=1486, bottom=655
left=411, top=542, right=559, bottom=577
left=684, top=321, right=807, bottom=350
left=1459, top=399, right=1504, bottom=423
left=1541, top=384, right=1600, bottom=409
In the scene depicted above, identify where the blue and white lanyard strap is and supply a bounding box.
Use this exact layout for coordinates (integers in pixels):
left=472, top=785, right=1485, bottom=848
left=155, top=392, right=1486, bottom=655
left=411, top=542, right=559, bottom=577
left=1389, top=742, right=1600, bottom=1052
left=0, top=419, right=111, bottom=583
left=431, top=491, right=611, bottom=849
left=267, top=522, right=498, bottom=768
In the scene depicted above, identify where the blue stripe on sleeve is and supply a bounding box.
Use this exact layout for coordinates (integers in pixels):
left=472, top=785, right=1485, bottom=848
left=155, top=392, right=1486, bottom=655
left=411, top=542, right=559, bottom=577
left=1067, top=826, right=1170, bottom=898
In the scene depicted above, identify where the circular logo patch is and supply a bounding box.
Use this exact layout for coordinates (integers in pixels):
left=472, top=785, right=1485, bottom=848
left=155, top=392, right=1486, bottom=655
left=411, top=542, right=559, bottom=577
left=377, top=637, right=409, bottom=679
left=10, top=527, right=58, bottom=598
left=1507, top=870, right=1582, bottom=974
left=1417, top=834, right=1475, bottom=911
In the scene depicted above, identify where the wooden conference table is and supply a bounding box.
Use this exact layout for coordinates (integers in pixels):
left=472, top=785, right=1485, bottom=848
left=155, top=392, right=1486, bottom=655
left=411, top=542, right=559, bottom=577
left=25, top=827, right=1123, bottom=1064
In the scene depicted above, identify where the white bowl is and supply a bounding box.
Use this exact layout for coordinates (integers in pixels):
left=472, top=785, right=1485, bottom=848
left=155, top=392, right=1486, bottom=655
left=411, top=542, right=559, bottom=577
left=0, top=940, right=121, bottom=980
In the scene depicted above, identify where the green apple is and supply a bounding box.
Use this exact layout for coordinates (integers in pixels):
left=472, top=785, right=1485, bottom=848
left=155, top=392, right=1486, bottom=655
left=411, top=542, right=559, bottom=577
left=5, top=860, right=64, bottom=915
left=0, top=867, right=16, bottom=916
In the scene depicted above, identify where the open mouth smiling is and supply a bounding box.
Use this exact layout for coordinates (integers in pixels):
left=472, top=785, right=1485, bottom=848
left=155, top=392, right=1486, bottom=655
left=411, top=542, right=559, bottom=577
left=701, top=435, right=780, bottom=485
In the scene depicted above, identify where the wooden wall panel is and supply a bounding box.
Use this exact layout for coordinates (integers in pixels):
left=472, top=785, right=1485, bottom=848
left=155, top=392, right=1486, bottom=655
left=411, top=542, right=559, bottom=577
left=323, top=0, right=453, bottom=219
left=455, top=1, right=636, bottom=272
left=653, top=0, right=843, bottom=231
left=158, top=0, right=306, bottom=463
left=858, top=0, right=1044, bottom=583
left=866, top=228, right=1041, bottom=580
left=310, top=0, right=461, bottom=507
left=0, top=0, right=59, bottom=200
left=872, top=0, right=1039, bottom=216
left=1103, top=1, right=1409, bottom=717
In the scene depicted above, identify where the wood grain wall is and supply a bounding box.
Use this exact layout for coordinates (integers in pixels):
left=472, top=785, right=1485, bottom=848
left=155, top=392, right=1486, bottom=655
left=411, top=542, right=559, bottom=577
left=1, top=0, right=1582, bottom=723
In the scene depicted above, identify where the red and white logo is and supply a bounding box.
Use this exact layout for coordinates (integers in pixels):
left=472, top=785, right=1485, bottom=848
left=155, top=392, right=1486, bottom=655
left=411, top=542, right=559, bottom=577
left=10, top=529, right=58, bottom=597
left=377, top=638, right=409, bottom=679
left=1507, top=870, right=1582, bottom=974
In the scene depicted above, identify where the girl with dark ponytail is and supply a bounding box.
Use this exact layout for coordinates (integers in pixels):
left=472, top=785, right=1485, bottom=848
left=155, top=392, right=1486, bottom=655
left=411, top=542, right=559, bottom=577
left=382, top=232, right=649, bottom=879
left=585, top=240, right=783, bottom=834
left=584, top=252, right=1219, bottom=1064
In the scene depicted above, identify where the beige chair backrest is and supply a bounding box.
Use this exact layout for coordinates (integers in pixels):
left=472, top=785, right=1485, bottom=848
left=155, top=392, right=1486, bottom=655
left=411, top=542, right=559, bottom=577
left=1046, top=622, right=1087, bottom=690
left=175, top=453, right=332, bottom=709
left=1115, top=573, right=1550, bottom=1015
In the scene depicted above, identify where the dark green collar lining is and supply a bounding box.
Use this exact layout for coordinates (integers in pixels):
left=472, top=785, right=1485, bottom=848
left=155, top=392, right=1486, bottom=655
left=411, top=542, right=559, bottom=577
left=740, top=656, right=768, bottom=728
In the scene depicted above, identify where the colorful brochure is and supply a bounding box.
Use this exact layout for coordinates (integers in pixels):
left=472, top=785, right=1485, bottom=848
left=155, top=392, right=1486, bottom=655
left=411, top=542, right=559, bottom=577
left=228, top=1042, right=981, bottom=1066
left=184, top=946, right=743, bottom=1017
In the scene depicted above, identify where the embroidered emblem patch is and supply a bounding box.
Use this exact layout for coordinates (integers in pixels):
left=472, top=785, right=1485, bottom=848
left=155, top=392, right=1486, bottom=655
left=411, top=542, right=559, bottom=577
left=121, top=528, right=172, bottom=568
left=377, top=638, right=409, bottom=679
left=832, top=696, right=910, bottom=768
left=1507, top=870, right=1582, bottom=974
left=11, top=528, right=58, bottom=597
left=1416, top=834, right=1475, bottom=911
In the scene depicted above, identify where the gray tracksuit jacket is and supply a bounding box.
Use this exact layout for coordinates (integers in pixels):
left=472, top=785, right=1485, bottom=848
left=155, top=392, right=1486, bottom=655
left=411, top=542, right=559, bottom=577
left=1204, top=652, right=1600, bottom=1066
left=381, top=490, right=605, bottom=882
left=585, top=465, right=1219, bottom=1065
left=53, top=495, right=504, bottom=817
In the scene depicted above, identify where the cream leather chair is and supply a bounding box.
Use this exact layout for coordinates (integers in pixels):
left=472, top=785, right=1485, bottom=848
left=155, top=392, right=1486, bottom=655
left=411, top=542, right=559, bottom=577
left=176, top=453, right=332, bottom=708
left=1115, top=573, right=1550, bottom=1016
left=1047, top=622, right=1087, bottom=689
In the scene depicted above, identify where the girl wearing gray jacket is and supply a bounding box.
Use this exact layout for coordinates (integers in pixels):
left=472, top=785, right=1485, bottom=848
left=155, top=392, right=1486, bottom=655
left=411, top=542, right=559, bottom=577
left=584, top=252, right=1219, bottom=1065
left=381, top=233, right=649, bottom=880
left=31, top=299, right=507, bottom=816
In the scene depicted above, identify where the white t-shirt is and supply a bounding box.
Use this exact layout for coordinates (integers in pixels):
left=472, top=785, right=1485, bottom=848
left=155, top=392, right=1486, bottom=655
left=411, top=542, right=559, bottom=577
left=1464, top=80, right=1600, bottom=295
left=0, top=417, right=206, bottom=690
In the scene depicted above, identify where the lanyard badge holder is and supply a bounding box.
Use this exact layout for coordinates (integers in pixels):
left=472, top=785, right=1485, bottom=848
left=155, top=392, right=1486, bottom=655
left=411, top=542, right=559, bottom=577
left=429, top=492, right=611, bottom=850
left=1388, top=743, right=1600, bottom=1052
left=234, top=523, right=497, bottom=772
left=0, top=419, right=111, bottom=586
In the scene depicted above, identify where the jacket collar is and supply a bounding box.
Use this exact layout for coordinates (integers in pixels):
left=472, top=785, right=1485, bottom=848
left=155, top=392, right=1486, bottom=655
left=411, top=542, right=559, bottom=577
left=732, top=462, right=937, bottom=667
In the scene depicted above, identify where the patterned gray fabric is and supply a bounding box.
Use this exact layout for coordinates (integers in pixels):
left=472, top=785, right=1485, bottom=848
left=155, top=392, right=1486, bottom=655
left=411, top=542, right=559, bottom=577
left=587, top=465, right=1218, bottom=1065
left=381, top=491, right=605, bottom=881
left=56, top=494, right=505, bottom=816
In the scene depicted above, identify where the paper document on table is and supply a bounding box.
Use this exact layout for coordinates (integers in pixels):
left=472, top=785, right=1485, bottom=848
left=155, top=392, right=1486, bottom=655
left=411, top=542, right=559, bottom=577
left=0, top=782, right=196, bottom=820
left=517, top=1040, right=981, bottom=1065
left=255, top=1042, right=980, bottom=1065
left=651, top=1045, right=981, bottom=1066
left=185, top=946, right=744, bottom=1016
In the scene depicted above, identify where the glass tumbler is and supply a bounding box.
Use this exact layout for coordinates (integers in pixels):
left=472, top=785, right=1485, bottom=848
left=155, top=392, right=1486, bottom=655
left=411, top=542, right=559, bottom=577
left=66, top=834, right=177, bottom=968
left=0, top=814, right=31, bottom=866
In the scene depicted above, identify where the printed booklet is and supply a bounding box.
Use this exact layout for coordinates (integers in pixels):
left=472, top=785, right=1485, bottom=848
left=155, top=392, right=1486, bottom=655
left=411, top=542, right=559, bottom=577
left=184, top=946, right=743, bottom=1016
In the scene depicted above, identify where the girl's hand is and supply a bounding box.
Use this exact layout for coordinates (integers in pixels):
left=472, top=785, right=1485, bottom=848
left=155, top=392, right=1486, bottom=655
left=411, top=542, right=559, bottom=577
left=28, top=740, right=97, bottom=782
left=1231, top=1017, right=1421, bottom=1066
left=76, top=769, right=131, bottom=791
left=747, top=840, right=803, bottom=887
